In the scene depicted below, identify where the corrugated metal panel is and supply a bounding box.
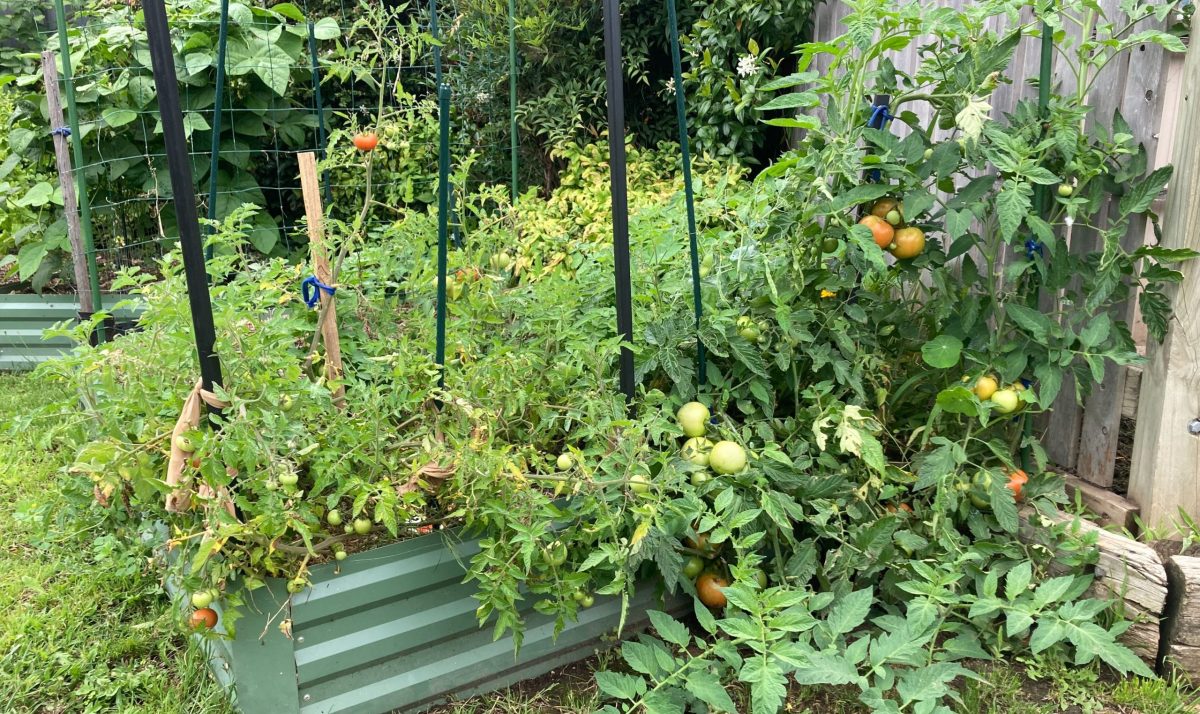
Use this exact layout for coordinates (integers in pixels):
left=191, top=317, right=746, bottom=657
left=0, top=293, right=140, bottom=370
left=176, top=531, right=685, bottom=714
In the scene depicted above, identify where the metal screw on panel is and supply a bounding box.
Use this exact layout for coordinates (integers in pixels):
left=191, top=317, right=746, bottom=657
left=297, top=636, right=305, bottom=643
left=1188, top=419, right=1200, bottom=436
left=303, top=694, right=312, bottom=702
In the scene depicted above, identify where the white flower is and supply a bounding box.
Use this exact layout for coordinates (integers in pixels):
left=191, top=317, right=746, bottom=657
left=474, top=91, right=492, bottom=103
left=736, top=54, right=758, bottom=78
left=664, top=77, right=676, bottom=96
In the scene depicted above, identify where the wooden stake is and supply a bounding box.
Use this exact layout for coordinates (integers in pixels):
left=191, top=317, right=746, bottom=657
left=41, top=51, right=93, bottom=314
left=297, top=151, right=345, bottom=408
left=1127, top=19, right=1200, bottom=534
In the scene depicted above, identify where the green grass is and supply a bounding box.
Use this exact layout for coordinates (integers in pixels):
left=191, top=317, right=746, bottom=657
left=0, top=374, right=233, bottom=713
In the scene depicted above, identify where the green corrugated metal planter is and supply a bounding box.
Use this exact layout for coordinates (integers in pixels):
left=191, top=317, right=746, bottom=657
left=0, top=293, right=140, bottom=371
left=178, top=530, right=684, bottom=713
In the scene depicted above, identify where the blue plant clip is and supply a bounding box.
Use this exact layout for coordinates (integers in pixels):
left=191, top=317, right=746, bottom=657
left=51, top=126, right=71, bottom=138
left=1024, top=238, right=1044, bottom=260
left=302, top=275, right=336, bottom=307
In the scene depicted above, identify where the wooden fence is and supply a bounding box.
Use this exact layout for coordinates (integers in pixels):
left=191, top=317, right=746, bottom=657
left=808, top=1, right=1193, bottom=530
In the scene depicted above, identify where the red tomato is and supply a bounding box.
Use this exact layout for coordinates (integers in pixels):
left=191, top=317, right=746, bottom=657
left=353, top=133, right=379, bottom=152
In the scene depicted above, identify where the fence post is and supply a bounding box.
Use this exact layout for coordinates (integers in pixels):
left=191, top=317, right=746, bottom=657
left=52, top=0, right=103, bottom=339
left=602, top=0, right=636, bottom=405
left=142, top=0, right=224, bottom=416
left=1127, top=20, right=1200, bottom=533
left=41, top=52, right=93, bottom=316
left=435, top=84, right=451, bottom=389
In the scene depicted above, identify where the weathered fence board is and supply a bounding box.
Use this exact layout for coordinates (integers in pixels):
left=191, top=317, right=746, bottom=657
left=1127, top=13, right=1200, bottom=533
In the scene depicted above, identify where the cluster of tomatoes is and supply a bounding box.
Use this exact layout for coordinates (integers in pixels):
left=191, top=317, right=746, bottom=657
left=674, top=402, right=758, bottom=608
left=857, top=197, right=926, bottom=260
left=969, top=374, right=1029, bottom=415
left=188, top=589, right=220, bottom=631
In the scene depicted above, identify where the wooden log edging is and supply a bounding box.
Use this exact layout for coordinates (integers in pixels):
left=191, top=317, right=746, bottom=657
left=1163, top=555, right=1200, bottom=676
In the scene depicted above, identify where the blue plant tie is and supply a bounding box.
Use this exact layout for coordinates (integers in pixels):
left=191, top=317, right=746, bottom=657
left=1024, top=238, right=1044, bottom=260
left=51, top=126, right=71, bottom=137
left=301, top=275, right=336, bottom=308
left=868, top=104, right=894, bottom=129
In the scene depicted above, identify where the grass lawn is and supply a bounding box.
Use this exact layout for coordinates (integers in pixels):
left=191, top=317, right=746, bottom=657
left=0, top=371, right=1195, bottom=714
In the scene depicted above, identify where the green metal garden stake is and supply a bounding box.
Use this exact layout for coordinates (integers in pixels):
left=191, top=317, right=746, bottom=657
left=1022, top=18, right=1055, bottom=472
left=508, top=0, right=519, bottom=202
left=435, top=84, right=451, bottom=388
left=53, top=0, right=104, bottom=341
left=308, top=19, right=332, bottom=206
left=666, top=0, right=706, bottom=393
left=205, top=0, right=230, bottom=262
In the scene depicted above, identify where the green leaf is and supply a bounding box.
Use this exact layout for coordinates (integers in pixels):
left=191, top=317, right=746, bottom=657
left=271, top=2, right=307, bottom=21
left=16, top=242, right=49, bottom=281
left=827, top=184, right=892, bottom=214
left=945, top=209, right=974, bottom=240
left=685, top=671, right=737, bottom=712
left=16, top=182, right=55, bottom=208
left=184, top=52, right=212, bottom=76
left=1029, top=620, right=1066, bottom=654
left=648, top=611, right=690, bottom=649
left=825, top=587, right=872, bottom=636
left=1005, top=303, right=1054, bottom=341
left=739, top=655, right=788, bottom=714
left=622, top=640, right=665, bottom=677
left=996, top=181, right=1032, bottom=242
left=595, top=671, right=646, bottom=701
left=1004, top=561, right=1032, bottom=601
left=921, top=335, right=963, bottom=369
left=758, top=91, right=819, bottom=111
left=1120, top=166, right=1172, bottom=216
left=762, top=116, right=821, bottom=130
left=312, top=17, right=341, bottom=40
left=101, top=108, right=139, bottom=129
left=234, top=44, right=293, bottom=96
left=792, top=652, right=863, bottom=685
left=1032, top=575, right=1077, bottom=609
left=935, top=386, right=978, bottom=416
left=759, top=71, right=818, bottom=91
left=990, top=481, right=1019, bottom=534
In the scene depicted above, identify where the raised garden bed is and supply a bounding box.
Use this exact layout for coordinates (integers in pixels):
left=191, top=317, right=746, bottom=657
left=172, top=530, right=684, bottom=714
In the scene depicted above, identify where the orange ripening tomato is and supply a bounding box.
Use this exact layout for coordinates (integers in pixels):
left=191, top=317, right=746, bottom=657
left=889, top=227, right=926, bottom=259
left=696, top=573, right=729, bottom=608
left=353, top=133, right=379, bottom=152
left=190, top=607, right=218, bottom=630
left=859, top=215, right=895, bottom=249
left=870, top=197, right=898, bottom=219
left=1006, top=469, right=1029, bottom=501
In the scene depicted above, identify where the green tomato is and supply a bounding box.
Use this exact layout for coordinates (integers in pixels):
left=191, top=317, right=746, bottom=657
left=709, top=441, right=747, bottom=475
left=821, top=237, right=840, bottom=253
left=571, top=589, right=587, bottom=603
left=681, top=437, right=713, bottom=466
left=343, top=524, right=354, bottom=534
left=556, top=453, right=574, bottom=470
left=676, top=402, right=710, bottom=437
left=542, top=541, right=568, bottom=567
left=353, top=518, right=373, bottom=535
left=334, top=549, right=348, bottom=561
left=990, top=388, right=1020, bottom=414
left=280, top=395, right=295, bottom=412
left=278, top=472, right=299, bottom=487
left=690, top=470, right=711, bottom=487
left=683, top=556, right=705, bottom=579
left=751, top=568, right=768, bottom=589
left=580, top=594, right=595, bottom=608
left=739, top=327, right=760, bottom=342
left=885, top=209, right=902, bottom=226
left=923, top=148, right=934, bottom=160
left=1058, top=183, right=1074, bottom=197
left=287, top=578, right=307, bottom=594
left=174, top=434, right=196, bottom=453
left=326, top=510, right=343, bottom=527
left=629, top=473, right=651, bottom=496
left=191, top=590, right=214, bottom=608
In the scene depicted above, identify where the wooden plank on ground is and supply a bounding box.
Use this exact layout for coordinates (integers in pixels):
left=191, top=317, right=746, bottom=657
left=41, top=51, right=93, bottom=314
left=297, top=151, right=346, bottom=408
left=1061, top=473, right=1140, bottom=531
left=1127, top=13, right=1200, bottom=534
